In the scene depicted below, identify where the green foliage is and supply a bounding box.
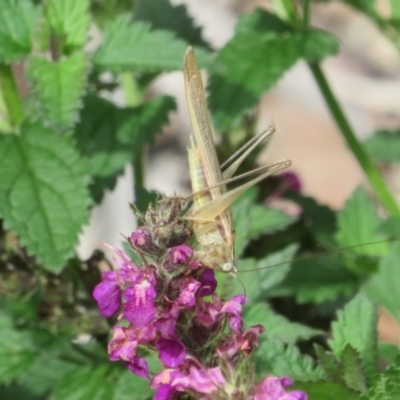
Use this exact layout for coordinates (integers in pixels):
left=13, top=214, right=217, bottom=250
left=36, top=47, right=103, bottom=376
left=245, top=302, right=322, bottom=343
left=134, top=0, right=210, bottom=48
left=74, top=94, right=175, bottom=202
left=41, top=0, right=90, bottom=52
left=293, top=381, right=360, bottom=400
left=0, top=0, right=40, bottom=62
left=94, top=14, right=212, bottom=73
left=256, top=338, right=326, bottom=382
left=329, top=293, right=378, bottom=382
left=361, top=357, right=400, bottom=400
left=364, top=130, right=400, bottom=164
left=336, top=187, right=387, bottom=257
left=28, top=52, right=90, bottom=132
left=0, top=0, right=399, bottom=399
left=0, top=122, right=91, bottom=271
left=364, top=243, right=400, bottom=323
left=209, top=9, right=338, bottom=130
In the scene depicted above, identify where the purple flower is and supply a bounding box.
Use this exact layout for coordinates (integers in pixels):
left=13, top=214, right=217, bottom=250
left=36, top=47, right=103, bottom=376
left=281, top=172, right=301, bottom=192
left=253, top=376, right=308, bottom=400
left=176, top=276, right=201, bottom=308
left=123, top=274, right=157, bottom=325
left=126, top=356, right=150, bottom=380
left=156, top=337, right=186, bottom=367
left=92, top=271, right=121, bottom=317
left=198, top=268, right=217, bottom=297
left=151, top=364, right=226, bottom=399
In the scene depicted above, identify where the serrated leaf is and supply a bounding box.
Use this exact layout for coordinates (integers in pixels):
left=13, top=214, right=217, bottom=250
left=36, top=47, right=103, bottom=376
left=293, top=381, right=360, bottom=400
left=74, top=95, right=175, bottom=203
left=28, top=52, right=89, bottom=132
left=94, top=14, right=212, bottom=73
left=245, top=303, right=322, bottom=343
left=249, top=204, right=297, bottom=239
left=361, top=356, right=400, bottom=400
left=364, top=243, right=400, bottom=323
left=49, top=365, right=116, bottom=400
left=0, top=0, right=40, bottom=62
left=0, top=121, right=91, bottom=271
left=42, top=0, right=90, bottom=51
left=115, top=370, right=153, bottom=400
left=364, top=130, right=400, bottom=163
left=134, top=0, right=210, bottom=48
left=256, top=338, right=325, bottom=381
left=314, top=344, right=342, bottom=383
left=336, top=187, right=387, bottom=257
left=329, top=293, right=378, bottom=381
left=208, top=9, right=338, bottom=130
left=341, top=344, right=368, bottom=393
left=270, top=254, right=358, bottom=304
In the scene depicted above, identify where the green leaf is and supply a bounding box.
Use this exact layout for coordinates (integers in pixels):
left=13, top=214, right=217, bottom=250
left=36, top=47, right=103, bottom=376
left=314, top=344, right=342, bottom=383
left=115, top=370, right=153, bottom=400
left=293, top=381, right=360, bottom=400
left=341, top=0, right=379, bottom=19
left=232, top=197, right=252, bottom=258
left=364, top=243, right=400, bottom=323
left=389, top=0, right=400, bottom=18
left=42, top=0, right=90, bottom=52
left=256, top=338, right=325, bottom=381
left=364, top=130, right=400, bottom=163
left=134, top=0, right=210, bottom=48
left=336, top=187, right=387, bottom=257
left=209, top=9, right=338, bottom=130
left=271, top=254, right=358, bottom=304
left=361, top=356, right=400, bottom=400
left=0, top=0, right=40, bottom=62
left=378, top=343, right=400, bottom=365
left=94, top=14, right=212, bottom=73
left=378, top=217, right=400, bottom=238
left=329, top=293, right=378, bottom=381
left=0, top=121, right=91, bottom=271
left=341, top=344, right=368, bottom=393
left=28, top=52, right=89, bottom=132
left=256, top=244, right=298, bottom=293
left=248, top=204, right=297, bottom=239
left=0, top=315, right=36, bottom=384
left=288, top=191, right=337, bottom=246
left=74, top=95, right=175, bottom=203
left=245, top=303, right=322, bottom=343
left=50, top=365, right=116, bottom=400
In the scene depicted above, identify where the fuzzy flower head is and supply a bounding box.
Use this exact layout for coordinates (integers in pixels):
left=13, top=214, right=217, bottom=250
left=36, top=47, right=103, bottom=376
left=92, top=197, right=308, bottom=400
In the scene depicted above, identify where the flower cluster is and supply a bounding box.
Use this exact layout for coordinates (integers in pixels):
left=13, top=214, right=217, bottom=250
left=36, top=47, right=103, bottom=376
left=93, top=197, right=307, bottom=400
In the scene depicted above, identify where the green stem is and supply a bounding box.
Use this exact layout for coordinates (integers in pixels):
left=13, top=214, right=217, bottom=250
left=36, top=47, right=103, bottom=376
left=0, top=63, right=23, bottom=129
left=309, top=62, right=400, bottom=217
left=272, top=0, right=299, bottom=25
left=120, top=72, right=145, bottom=188
left=302, top=0, right=310, bottom=28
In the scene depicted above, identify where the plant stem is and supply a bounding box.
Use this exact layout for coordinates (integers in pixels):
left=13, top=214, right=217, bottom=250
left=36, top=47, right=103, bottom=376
left=0, top=63, right=23, bottom=129
left=302, top=0, right=310, bottom=28
left=309, top=62, right=400, bottom=217
left=120, top=72, right=145, bottom=188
